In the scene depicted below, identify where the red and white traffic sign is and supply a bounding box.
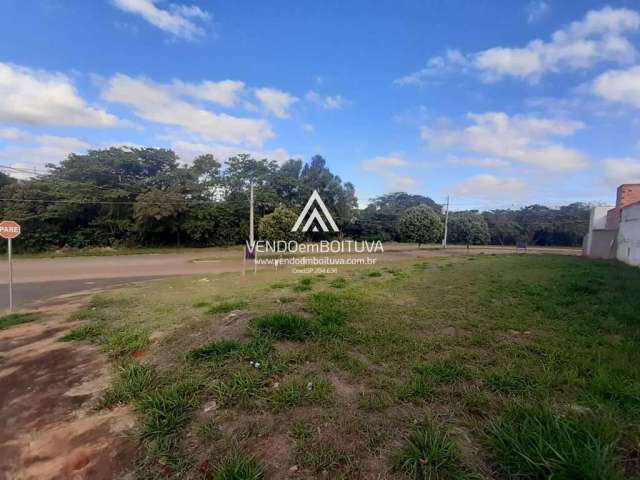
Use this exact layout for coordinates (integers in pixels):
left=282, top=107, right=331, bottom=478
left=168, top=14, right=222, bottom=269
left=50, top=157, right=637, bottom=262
left=0, top=220, right=21, bottom=239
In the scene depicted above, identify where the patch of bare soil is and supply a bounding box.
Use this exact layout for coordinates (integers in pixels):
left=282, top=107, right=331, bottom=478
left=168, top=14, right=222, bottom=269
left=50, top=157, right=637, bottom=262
left=0, top=298, right=136, bottom=480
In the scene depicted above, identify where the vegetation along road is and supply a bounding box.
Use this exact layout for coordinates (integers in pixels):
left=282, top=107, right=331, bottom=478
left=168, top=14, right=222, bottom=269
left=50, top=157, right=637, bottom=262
left=0, top=244, right=580, bottom=309
left=2, top=252, right=636, bottom=479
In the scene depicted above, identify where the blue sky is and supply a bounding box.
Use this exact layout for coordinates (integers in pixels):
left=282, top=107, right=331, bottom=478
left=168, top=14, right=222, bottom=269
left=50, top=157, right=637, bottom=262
left=1, top=0, right=640, bottom=209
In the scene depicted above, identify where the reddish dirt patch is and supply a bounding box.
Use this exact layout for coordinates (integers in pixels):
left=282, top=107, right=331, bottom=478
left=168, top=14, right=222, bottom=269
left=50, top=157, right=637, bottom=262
left=0, top=298, right=136, bottom=480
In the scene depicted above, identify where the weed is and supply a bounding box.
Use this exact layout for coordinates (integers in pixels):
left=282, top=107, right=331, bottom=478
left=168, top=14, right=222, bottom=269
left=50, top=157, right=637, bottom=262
left=193, top=301, right=210, bottom=308
left=254, top=313, right=314, bottom=340
left=269, top=377, right=332, bottom=410
left=100, top=362, right=157, bottom=407
left=0, top=312, right=39, bottom=330
left=293, top=283, right=312, bottom=292
left=488, top=404, right=623, bottom=479
left=214, top=450, right=264, bottom=480
left=137, top=382, right=201, bottom=450
left=358, top=391, right=393, bottom=411
left=399, top=360, right=468, bottom=400
left=189, top=339, right=242, bottom=361
left=207, top=300, right=247, bottom=315
left=329, top=277, right=348, bottom=289
left=104, top=327, right=149, bottom=357
left=487, top=373, right=537, bottom=394
left=277, top=296, right=295, bottom=304
left=213, top=371, right=264, bottom=407
left=197, top=418, right=221, bottom=442
left=270, top=282, right=289, bottom=289
left=59, top=324, right=103, bottom=342
left=392, top=417, right=463, bottom=479
left=309, top=291, right=348, bottom=334
left=367, top=271, right=383, bottom=277
left=413, top=359, right=469, bottom=385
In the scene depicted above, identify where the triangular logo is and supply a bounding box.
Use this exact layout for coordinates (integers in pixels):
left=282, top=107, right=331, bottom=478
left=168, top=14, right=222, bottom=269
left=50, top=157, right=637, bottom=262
left=291, top=190, right=339, bottom=233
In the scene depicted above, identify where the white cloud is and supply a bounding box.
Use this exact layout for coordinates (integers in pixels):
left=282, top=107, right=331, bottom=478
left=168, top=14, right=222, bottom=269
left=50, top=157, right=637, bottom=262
left=0, top=132, right=91, bottom=177
left=454, top=174, right=526, bottom=199
left=394, top=49, right=470, bottom=86
left=447, top=156, right=511, bottom=168
left=0, top=62, right=118, bottom=127
left=604, top=158, right=640, bottom=186
left=360, top=154, right=424, bottom=192
left=0, top=127, right=30, bottom=140
left=526, top=1, right=550, bottom=24
left=592, top=65, right=640, bottom=108
left=421, top=112, right=588, bottom=171
left=254, top=88, right=298, bottom=118
left=171, top=139, right=299, bottom=165
left=302, top=123, right=314, bottom=133
left=361, top=155, right=412, bottom=172
left=389, top=175, right=419, bottom=191
left=305, top=90, right=346, bottom=109
left=172, top=79, right=245, bottom=107
left=102, top=74, right=273, bottom=146
left=111, top=0, right=209, bottom=40
left=397, top=6, right=640, bottom=84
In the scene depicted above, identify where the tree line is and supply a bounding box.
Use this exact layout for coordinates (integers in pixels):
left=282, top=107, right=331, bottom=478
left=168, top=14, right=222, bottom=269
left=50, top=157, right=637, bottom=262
left=0, top=147, right=589, bottom=252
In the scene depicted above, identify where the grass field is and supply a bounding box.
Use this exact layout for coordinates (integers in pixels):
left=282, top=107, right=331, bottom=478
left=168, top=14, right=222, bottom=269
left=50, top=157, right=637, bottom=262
left=59, top=254, right=640, bottom=479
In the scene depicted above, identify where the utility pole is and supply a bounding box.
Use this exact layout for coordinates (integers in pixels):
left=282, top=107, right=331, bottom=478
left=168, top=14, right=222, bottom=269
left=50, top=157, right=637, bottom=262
left=249, top=182, right=254, bottom=246
left=442, top=195, right=450, bottom=249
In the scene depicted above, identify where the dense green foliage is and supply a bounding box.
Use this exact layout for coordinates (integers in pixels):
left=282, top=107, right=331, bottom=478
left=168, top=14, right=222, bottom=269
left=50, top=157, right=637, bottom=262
left=447, top=211, right=490, bottom=245
left=0, top=147, right=590, bottom=251
left=0, top=149, right=356, bottom=252
left=398, top=205, right=444, bottom=246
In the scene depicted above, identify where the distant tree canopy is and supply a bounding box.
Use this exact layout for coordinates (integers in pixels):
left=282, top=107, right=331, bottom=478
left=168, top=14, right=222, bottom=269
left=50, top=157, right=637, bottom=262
left=0, top=147, right=591, bottom=252
left=447, top=212, right=490, bottom=246
left=0, top=148, right=356, bottom=252
left=345, top=192, right=442, bottom=241
left=482, top=204, right=589, bottom=247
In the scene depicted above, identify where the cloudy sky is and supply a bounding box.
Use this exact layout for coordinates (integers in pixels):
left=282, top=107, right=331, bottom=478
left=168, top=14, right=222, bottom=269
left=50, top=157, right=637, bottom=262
left=1, top=0, right=640, bottom=209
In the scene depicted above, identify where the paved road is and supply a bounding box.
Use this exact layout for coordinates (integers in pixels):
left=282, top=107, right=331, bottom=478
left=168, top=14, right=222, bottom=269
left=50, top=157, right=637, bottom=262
left=0, top=276, right=168, bottom=310
left=0, top=245, right=580, bottom=310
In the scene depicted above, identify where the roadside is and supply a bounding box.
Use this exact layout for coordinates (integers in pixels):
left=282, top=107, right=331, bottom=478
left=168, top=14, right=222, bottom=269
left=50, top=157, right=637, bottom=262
left=0, top=244, right=580, bottom=310
left=0, top=295, right=136, bottom=480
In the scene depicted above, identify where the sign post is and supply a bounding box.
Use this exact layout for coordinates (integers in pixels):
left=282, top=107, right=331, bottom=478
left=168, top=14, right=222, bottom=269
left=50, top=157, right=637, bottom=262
left=0, top=221, right=21, bottom=312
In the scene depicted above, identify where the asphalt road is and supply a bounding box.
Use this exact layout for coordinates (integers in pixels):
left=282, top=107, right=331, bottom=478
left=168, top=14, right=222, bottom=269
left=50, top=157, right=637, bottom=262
left=0, top=276, right=167, bottom=310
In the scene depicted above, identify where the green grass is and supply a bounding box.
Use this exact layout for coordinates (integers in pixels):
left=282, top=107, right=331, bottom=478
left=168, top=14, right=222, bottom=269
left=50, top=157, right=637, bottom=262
left=104, top=327, right=150, bottom=357
left=205, top=300, right=248, bottom=315
left=188, top=339, right=242, bottom=361
left=214, top=451, right=264, bottom=480
left=59, top=324, right=103, bottom=341
left=253, top=313, right=314, bottom=340
left=269, top=376, right=332, bottom=410
left=392, top=418, right=464, bottom=479
left=72, top=254, right=640, bottom=479
left=0, top=312, right=39, bottom=330
left=488, top=404, right=623, bottom=479
left=100, top=362, right=157, bottom=407
left=137, top=382, right=201, bottom=450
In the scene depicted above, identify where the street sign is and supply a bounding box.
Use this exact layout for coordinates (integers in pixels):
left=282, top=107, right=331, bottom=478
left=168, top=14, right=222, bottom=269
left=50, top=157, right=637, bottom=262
left=1, top=220, right=20, bottom=311
left=0, top=220, right=21, bottom=239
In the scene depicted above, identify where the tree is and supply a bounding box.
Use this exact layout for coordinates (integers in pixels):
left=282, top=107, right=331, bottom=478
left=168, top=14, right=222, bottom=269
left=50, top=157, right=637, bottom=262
left=351, top=192, right=441, bottom=241
left=258, top=207, right=303, bottom=242
left=398, top=205, right=443, bottom=247
left=134, top=189, right=186, bottom=245
left=447, top=212, right=490, bottom=246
